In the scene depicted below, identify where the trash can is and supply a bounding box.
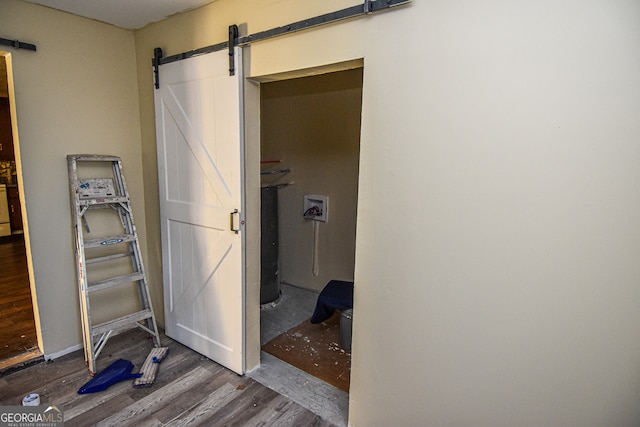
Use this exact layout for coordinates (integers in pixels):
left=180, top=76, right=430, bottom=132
left=340, top=308, right=353, bottom=352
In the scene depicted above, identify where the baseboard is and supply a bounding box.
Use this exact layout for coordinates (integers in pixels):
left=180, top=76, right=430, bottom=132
left=44, top=343, right=83, bottom=361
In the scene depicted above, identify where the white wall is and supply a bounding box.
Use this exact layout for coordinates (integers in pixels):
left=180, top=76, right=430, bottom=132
left=349, top=2, right=640, bottom=425
left=1, top=0, right=145, bottom=356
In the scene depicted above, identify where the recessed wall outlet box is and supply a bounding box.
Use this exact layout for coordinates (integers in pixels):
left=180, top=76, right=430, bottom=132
left=303, top=194, right=328, bottom=222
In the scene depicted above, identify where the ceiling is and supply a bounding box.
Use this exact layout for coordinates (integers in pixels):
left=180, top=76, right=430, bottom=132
left=21, top=0, right=218, bottom=30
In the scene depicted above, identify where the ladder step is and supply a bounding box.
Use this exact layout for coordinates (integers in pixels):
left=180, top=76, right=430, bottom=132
left=78, top=196, right=130, bottom=206
left=84, top=234, right=136, bottom=249
left=92, top=310, right=153, bottom=336
left=88, top=272, right=145, bottom=293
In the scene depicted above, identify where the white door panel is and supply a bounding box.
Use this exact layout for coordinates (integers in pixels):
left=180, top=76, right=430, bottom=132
left=155, top=48, right=244, bottom=374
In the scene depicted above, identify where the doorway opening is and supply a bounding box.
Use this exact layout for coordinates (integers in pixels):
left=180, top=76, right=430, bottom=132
left=0, top=52, right=41, bottom=370
left=249, top=63, right=363, bottom=427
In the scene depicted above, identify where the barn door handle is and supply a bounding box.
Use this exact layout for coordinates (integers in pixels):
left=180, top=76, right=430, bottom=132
left=230, top=209, right=240, bottom=234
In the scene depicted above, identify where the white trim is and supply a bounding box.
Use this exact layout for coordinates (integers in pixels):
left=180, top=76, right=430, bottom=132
left=44, top=343, right=83, bottom=361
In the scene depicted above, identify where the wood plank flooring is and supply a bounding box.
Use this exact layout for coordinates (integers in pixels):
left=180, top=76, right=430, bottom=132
left=0, top=329, right=336, bottom=426
left=0, top=236, right=39, bottom=361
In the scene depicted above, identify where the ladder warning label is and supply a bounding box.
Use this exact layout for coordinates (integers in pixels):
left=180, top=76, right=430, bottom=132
left=101, top=238, right=124, bottom=245
left=79, top=178, right=116, bottom=199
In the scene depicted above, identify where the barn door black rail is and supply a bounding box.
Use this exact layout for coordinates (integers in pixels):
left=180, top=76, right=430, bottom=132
left=235, top=0, right=408, bottom=46
left=0, top=37, right=37, bottom=52
left=153, top=0, right=410, bottom=86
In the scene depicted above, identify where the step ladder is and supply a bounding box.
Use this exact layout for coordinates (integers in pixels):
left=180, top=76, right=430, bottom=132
left=67, top=155, right=161, bottom=375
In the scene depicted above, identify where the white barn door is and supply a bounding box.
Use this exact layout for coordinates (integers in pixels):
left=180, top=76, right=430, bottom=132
left=154, top=48, right=244, bottom=374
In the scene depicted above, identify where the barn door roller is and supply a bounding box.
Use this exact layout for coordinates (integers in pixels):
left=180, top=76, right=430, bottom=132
left=229, top=25, right=239, bottom=76
left=152, top=0, right=411, bottom=85
left=153, top=47, right=163, bottom=89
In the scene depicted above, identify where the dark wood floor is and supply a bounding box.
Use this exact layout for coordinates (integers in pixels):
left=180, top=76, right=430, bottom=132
left=0, top=328, right=336, bottom=426
left=0, top=236, right=39, bottom=361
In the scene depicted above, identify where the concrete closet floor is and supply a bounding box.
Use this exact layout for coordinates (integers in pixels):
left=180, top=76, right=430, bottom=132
left=249, top=283, right=349, bottom=427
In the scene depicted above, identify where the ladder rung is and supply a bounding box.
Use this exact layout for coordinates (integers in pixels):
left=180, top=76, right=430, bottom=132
left=92, top=310, right=153, bottom=336
left=78, top=196, right=130, bottom=206
left=84, top=234, right=136, bottom=249
left=86, top=251, right=134, bottom=265
left=88, top=272, right=145, bottom=293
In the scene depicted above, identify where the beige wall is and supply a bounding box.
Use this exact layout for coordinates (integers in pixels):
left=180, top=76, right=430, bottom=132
left=261, top=69, right=362, bottom=292
left=4, top=0, right=640, bottom=425
left=141, top=1, right=640, bottom=425
left=1, top=0, right=145, bottom=356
